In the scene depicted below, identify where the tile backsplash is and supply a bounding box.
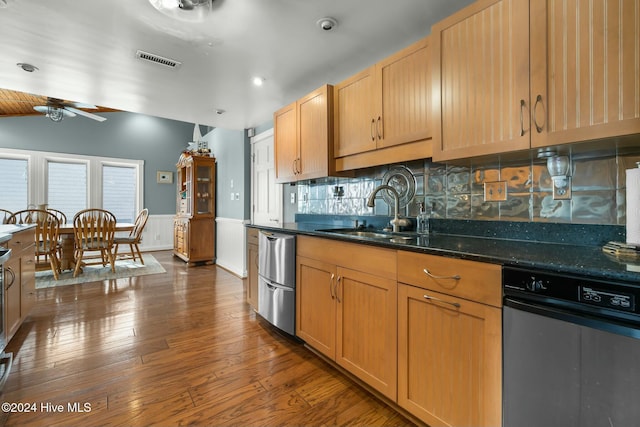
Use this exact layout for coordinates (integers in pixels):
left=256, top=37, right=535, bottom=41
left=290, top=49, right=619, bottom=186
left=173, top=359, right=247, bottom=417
left=296, top=139, right=640, bottom=225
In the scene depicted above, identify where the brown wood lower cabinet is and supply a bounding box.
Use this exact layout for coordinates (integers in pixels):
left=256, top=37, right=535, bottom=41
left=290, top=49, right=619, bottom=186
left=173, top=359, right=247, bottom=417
left=4, top=227, right=36, bottom=344
left=397, top=251, right=502, bottom=427
left=296, top=238, right=503, bottom=424
left=296, top=236, right=397, bottom=400
left=244, top=228, right=259, bottom=310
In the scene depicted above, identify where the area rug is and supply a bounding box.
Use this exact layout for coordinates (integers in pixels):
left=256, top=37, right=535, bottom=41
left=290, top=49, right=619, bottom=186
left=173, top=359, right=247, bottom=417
left=35, top=254, right=166, bottom=289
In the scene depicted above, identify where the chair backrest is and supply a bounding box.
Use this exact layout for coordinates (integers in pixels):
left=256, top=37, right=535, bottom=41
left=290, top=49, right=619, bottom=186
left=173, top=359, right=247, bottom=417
left=129, top=208, right=149, bottom=241
left=73, top=209, right=117, bottom=248
left=0, top=209, right=13, bottom=224
left=8, top=210, right=60, bottom=253
left=47, top=208, right=68, bottom=225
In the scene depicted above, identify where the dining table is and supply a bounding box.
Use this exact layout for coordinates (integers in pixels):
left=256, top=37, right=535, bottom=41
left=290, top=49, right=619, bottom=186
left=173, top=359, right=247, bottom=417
left=57, top=223, right=135, bottom=271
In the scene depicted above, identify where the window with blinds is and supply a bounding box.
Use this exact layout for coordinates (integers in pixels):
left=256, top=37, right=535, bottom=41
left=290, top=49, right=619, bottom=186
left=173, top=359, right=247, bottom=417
left=47, top=161, right=88, bottom=222
left=103, top=165, right=137, bottom=223
left=0, top=158, right=28, bottom=212
left=0, top=148, right=143, bottom=221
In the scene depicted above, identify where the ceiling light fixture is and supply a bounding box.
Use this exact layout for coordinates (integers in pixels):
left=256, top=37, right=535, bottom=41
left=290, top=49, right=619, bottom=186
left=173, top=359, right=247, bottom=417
left=148, top=0, right=214, bottom=22
left=316, top=17, right=338, bottom=31
left=16, top=62, right=39, bottom=73
left=252, top=77, right=265, bottom=87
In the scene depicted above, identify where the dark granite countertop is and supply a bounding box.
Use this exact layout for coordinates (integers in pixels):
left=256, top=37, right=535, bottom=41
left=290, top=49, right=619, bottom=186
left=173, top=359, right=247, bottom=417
left=248, top=221, right=640, bottom=284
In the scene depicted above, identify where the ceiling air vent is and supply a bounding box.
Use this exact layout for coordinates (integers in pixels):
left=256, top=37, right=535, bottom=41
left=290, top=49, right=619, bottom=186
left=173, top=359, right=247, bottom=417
left=135, top=50, right=182, bottom=69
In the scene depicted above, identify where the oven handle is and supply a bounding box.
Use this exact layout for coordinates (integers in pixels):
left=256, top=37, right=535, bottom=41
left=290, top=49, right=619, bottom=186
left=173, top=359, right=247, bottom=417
left=505, top=298, right=640, bottom=340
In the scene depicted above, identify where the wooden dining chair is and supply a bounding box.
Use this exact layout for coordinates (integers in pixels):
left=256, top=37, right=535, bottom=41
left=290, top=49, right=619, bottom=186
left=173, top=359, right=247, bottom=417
left=0, top=209, right=13, bottom=224
left=47, top=208, right=67, bottom=225
left=72, top=208, right=117, bottom=278
left=114, top=208, right=149, bottom=264
left=8, top=209, right=62, bottom=279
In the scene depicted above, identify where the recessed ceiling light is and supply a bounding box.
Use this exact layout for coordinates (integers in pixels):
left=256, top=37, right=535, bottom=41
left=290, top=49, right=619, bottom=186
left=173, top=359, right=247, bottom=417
left=252, top=77, right=265, bottom=87
left=16, top=63, right=39, bottom=73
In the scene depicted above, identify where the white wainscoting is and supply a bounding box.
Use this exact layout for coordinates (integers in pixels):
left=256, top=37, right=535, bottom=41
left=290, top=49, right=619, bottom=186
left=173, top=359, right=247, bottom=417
left=138, top=214, right=174, bottom=252
left=215, top=217, right=248, bottom=278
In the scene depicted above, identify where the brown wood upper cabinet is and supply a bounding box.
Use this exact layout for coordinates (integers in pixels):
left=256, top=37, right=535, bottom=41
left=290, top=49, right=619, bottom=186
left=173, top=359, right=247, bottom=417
left=274, top=84, right=334, bottom=183
left=334, top=36, right=432, bottom=171
left=432, top=0, right=640, bottom=161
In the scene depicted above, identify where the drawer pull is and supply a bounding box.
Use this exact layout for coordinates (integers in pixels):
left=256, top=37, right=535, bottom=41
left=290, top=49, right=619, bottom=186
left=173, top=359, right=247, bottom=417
left=423, top=294, right=461, bottom=309
left=336, top=276, right=342, bottom=303
left=423, top=268, right=461, bottom=281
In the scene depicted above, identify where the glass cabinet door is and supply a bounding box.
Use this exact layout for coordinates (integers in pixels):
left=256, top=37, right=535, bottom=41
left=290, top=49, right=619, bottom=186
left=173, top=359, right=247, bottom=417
left=195, top=164, right=213, bottom=215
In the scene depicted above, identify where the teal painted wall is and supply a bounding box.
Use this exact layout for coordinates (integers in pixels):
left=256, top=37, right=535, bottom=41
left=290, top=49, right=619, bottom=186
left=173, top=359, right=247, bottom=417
left=0, top=112, right=192, bottom=214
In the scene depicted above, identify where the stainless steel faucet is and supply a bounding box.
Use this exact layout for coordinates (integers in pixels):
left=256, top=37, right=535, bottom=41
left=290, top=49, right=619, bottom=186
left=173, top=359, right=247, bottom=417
left=366, top=185, right=411, bottom=232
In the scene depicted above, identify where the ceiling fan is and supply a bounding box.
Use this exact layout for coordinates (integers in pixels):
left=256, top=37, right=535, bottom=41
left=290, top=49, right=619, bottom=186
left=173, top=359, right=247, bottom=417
left=33, top=98, right=107, bottom=123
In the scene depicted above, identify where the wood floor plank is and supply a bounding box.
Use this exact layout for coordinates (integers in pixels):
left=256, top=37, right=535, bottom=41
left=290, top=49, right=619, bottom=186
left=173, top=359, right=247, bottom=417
left=0, top=251, right=416, bottom=426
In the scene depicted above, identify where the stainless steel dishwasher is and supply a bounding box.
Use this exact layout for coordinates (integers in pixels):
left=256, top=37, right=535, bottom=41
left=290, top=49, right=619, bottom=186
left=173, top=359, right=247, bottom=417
left=503, top=266, right=640, bottom=427
left=258, top=231, right=295, bottom=335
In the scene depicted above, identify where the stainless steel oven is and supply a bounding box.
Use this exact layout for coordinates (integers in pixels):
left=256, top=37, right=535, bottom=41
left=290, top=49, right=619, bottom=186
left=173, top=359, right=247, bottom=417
left=503, top=267, right=640, bottom=427
left=0, top=248, right=14, bottom=391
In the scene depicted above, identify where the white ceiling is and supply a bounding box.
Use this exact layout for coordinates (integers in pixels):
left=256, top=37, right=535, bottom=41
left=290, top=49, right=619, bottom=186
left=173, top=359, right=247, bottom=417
left=0, top=0, right=473, bottom=130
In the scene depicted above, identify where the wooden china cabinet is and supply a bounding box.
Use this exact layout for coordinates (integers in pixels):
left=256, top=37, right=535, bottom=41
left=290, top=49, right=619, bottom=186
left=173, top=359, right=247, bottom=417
left=173, top=153, right=216, bottom=265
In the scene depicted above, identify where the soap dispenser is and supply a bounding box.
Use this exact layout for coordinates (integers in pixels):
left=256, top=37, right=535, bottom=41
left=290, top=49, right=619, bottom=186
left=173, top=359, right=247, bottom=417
left=416, top=202, right=431, bottom=234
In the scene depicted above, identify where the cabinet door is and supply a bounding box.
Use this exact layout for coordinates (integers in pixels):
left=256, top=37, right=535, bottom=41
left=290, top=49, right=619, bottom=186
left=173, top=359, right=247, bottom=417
left=336, top=266, right=397, bottom=400
left=246, top=243, right=259, bottom=310
left=188, top=218, right=214, bottom=262
left=297, top=85, right=332, bottom=181
left=432, top=0, right=530, bottom=161
left=530, top=0, right=640, bottom=148
left=194, top=160, right=215, bottom=217
left=274, top=101, right=298, bottom=183
left=20, top=249, right=36, bottom=316
left=334, top=66, right=378, bottom=157
left=296, top=256, right=337, bottom=359
left=4, top=257, right=21, bottom=342
left=398, top=284, right=502, bottom=427
left=378, top=36, right=431, bottom=149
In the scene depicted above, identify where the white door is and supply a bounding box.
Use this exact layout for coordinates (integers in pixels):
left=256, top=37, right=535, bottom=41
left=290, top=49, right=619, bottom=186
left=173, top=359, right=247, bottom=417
left=251, top=129, right=282, bottom=226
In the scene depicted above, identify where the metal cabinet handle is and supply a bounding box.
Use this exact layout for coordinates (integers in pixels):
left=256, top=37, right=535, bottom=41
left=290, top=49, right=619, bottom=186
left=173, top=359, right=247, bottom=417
left=533, top=94, right=544, bottom=133
left=329, top=273, right=335, bottom=299
left=370, top=118, right=376, bottom=141
left=336, top=276, right=342, bottom=303
left=292, top=159, right=297, bottom=175
left=423, top=294, right=461, bottom=309
left=423, top=268, right=461, bottom=281
left=5, top=266, right=16, bottom=288
left=519, top=99, right=526, bottom=137
left=376, top=116, right=382, bottom=139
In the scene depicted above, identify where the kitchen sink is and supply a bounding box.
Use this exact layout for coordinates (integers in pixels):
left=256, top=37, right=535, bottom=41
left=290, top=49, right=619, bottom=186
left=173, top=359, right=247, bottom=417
left=317, top=228, right=418, bottom=244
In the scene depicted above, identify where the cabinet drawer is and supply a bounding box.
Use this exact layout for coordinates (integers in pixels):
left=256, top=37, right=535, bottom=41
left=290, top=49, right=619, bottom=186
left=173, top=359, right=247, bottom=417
left=246, top=228, right=259, bottom=245
left=9, top=228, right=35, bottom=253
left=298, top=235, right=396, bottom=280
left=397, top=251, right=502, bottom=307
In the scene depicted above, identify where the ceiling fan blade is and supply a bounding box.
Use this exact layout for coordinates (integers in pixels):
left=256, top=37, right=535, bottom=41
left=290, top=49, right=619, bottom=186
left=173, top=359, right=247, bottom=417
left=64, top=101, right=98, bottom=109
left=63, top=106, right=107, bottom=122
left=33, top=105, right=76, bottom=117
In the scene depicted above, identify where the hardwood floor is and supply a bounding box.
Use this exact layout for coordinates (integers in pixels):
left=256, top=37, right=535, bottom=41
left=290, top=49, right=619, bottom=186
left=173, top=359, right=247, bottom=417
left=1, top=251, right=415, bottom=427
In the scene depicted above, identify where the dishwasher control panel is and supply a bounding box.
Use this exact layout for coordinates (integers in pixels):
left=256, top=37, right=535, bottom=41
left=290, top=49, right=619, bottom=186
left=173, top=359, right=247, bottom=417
left=580, top=286, right=635, bottom=312
left=503, top=266, right=640, bottom=318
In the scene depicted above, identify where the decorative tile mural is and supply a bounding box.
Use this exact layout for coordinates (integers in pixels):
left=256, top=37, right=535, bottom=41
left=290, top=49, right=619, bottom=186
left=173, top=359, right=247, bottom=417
left=296, top=140, right=640, bottom=225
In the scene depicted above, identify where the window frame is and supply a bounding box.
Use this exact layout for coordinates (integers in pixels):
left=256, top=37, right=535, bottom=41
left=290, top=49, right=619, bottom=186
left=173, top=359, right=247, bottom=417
left=0, top=147, right=144, bottom=217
